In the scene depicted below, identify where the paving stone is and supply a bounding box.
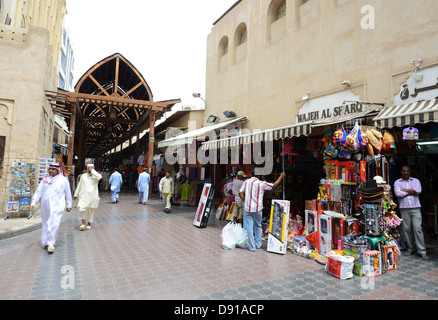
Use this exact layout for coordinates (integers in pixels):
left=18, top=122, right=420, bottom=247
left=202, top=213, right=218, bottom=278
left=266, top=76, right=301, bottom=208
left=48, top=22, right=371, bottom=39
left=0, top=191, right=437, bottom=300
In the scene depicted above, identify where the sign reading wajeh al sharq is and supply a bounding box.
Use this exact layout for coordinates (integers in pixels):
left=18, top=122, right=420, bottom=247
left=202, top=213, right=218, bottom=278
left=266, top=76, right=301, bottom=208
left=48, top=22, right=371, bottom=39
left=296, top=90, right=364, bottom=123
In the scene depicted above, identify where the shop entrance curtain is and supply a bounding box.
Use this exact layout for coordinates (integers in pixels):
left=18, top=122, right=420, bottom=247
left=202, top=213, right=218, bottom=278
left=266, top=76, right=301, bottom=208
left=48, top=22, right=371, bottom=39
left=373, top=99, right=438, bottom=129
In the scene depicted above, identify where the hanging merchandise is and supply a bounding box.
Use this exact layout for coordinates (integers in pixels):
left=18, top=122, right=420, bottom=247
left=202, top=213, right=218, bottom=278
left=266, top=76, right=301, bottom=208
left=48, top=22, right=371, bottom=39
left=357, top=126, right=368, bottom=149
left=366, top=129, right=383, bottom=157
left=382, top=130, right=396, bottom=151
left=333, top=127, right=347, bottom=146
left=402, top=127, right=419, bottom=140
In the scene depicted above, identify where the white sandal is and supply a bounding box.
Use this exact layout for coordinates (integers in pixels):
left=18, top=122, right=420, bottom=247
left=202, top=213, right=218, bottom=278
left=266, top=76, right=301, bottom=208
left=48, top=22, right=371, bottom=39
left=48, top=245, right=55, bottom=254
left=79, top=224, right=86, bottom=231
left=85, top=225, right=91, bottom=230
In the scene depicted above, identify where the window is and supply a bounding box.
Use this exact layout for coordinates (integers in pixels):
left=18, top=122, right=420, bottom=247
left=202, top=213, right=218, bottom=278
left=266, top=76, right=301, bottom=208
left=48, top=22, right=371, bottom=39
left=219, top=36, right=229, bottom=57
left=234, top=23, right=248, bottom=63
left=268, top=0, right=287, bottom=25
left=218, top=36, right=229, bottom=71
left=267, top=0, right=287, bottom=43
left=234, top=23, right=248, bottom=47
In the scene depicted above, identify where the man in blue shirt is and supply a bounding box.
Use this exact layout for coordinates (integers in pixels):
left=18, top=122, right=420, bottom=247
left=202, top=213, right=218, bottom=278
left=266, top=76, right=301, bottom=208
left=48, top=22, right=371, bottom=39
left=137, top=169, right=151, bottom=205
left=109, top=168, right=123, bottom=204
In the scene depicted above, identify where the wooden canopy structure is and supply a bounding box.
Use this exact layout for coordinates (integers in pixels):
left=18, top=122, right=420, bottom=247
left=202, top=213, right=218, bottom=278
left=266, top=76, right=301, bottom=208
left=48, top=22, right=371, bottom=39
left=46, top=53, right=180, bottom=170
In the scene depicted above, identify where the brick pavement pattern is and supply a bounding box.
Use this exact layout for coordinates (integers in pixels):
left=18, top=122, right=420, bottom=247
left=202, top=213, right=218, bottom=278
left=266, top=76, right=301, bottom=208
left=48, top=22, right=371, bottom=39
left=0, top=190, right=437, bottom=300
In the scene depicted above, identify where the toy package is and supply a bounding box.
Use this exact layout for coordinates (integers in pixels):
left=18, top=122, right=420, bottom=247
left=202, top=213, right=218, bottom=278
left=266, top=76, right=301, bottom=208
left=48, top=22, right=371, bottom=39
left=363, top=250, right=382, bottom=278
left=383, top=245, right=398, bottom=271
left=267, top=200, right=290, bottom=255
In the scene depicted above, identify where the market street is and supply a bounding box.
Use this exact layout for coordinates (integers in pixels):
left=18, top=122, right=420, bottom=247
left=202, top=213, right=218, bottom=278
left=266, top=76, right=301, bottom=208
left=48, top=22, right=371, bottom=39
left=0, top=190, right=437, bottom=300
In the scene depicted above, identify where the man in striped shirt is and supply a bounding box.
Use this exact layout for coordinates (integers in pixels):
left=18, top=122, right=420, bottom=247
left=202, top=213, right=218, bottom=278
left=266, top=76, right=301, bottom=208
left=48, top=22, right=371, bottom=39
left=239, top=171, right=286, bottom=252
left=394, top=165, right=428, bottom=260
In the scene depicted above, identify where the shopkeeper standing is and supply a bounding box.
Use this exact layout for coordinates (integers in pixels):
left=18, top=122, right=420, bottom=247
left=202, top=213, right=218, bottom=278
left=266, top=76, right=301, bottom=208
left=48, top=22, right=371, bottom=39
left=239, top=171, right=286, bottom=252
left=232, top=171, right=247, bottom=225
left=394, top=165, right=429, bottom=260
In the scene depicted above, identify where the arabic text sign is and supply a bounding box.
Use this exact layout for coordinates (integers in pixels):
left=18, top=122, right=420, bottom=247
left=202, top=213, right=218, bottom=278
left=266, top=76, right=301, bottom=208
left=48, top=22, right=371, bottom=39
left=395, top=65, right=438, bottom=106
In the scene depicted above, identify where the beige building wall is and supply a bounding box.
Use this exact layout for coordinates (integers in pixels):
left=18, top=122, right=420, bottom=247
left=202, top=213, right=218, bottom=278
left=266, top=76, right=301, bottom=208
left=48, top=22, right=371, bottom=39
left=0, top=0, right=67, bottom=217
left=205, top=0, right=438, bottom=131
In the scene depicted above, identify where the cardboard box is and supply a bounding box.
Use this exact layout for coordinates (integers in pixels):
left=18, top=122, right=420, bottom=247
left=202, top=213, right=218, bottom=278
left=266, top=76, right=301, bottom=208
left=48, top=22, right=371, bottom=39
left=363, top=251, right=382, bottom=277
left=305, top=200, right=313, bottom=211
left=383, top=245, right=398, bottom=271
left=305, top=210, right=319, bottom=253
left=342, top=242, right=370, bottom=276
left=267, top=200, right=290, bottom=255
left=193, top=183, right=216, bottom=228
left=319, top=214, right=333, bottom=257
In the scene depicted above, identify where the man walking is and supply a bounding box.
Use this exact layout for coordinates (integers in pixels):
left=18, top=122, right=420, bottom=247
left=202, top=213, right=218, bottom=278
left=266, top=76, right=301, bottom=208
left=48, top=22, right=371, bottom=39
left=74, top=163, right=102, bottom=231
left=394, top=165, right=429, bottom=260
left=159, top=170, right=174, bottom=213
left=109, top=168, right=123, bottom=204
left=137, top=169, right=151, bottom=205
left=232, top=171, right=247, bottom=225
left=30, top=163, right=72, bottom=254
left=101, top=169, right=110, bottom=191
left=239, top=171, right=286, bottom=252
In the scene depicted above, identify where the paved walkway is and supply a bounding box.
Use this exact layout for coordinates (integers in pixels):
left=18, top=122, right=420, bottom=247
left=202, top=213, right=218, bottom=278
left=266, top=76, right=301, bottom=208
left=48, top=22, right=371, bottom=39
left=0, top=190, right=437, bottom=300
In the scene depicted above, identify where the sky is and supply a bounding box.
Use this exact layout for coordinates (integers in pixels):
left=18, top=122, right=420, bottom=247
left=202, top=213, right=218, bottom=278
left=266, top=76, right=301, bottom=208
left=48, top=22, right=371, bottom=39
left=65, top=0, right=238, bottom=112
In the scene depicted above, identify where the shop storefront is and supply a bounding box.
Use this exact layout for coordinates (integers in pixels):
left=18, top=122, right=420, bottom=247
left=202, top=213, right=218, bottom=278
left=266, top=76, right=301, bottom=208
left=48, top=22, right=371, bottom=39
left=200, top=85, right=438, bottom=279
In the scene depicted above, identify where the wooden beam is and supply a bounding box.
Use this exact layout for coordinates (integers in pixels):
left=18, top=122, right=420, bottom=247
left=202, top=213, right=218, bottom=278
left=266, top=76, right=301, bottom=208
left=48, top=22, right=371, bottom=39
left=68, top=92, right=180, bottom=111
left=67, top=106, right=77, bottom=166
left=83, top=116, right=138, bottom=125
left=89, top=74, right=111, bottom=97
left=114, top=57, right=120, bottom=95
left=121, top=81, right=143, bottom=98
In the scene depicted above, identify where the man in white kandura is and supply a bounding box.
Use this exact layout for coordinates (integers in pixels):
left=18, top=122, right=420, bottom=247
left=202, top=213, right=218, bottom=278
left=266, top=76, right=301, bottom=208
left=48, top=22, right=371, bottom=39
left=74, top=163, right=102, bottom=231
left=136, top=169, right=151, bottom=205
left=109, top=167, right=123, bottom=204
left=30, top=163, right=72, bottom=254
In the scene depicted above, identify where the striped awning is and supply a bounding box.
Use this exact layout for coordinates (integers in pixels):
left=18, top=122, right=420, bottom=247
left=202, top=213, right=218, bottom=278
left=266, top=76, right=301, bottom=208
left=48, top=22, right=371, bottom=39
left=200, top=121, right=312, bottom=151
left=374, top=99, right=438, bottom=129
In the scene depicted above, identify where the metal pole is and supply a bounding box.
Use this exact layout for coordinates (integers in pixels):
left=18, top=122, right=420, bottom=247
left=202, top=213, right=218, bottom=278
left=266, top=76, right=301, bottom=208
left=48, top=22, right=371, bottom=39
left=282, top=139, right=285, bottom=200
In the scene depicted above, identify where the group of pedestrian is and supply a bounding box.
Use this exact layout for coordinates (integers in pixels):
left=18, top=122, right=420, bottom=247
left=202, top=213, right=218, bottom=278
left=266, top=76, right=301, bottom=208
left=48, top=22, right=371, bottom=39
left=30, top=161, right=429, bottom=259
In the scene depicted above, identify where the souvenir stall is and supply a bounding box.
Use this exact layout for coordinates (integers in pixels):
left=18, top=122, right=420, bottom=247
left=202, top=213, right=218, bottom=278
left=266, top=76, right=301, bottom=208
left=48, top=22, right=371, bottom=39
left=5, top=161, right=37, bottom=219
left=287, top=122, right=403, bottom=279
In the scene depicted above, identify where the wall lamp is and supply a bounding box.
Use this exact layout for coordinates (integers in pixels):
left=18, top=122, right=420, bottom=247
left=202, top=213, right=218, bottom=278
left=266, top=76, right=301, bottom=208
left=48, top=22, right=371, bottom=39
left=223, top=110, right=237, bottom=118
left=302, top=91, right=310, bottom=101
left=207, top=115, right=220, bottom=123
left=192, top=92, right=206, bottom=108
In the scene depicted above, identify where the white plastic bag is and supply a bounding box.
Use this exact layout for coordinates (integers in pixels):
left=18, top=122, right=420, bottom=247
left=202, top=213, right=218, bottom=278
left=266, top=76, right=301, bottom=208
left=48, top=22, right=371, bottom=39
left=236, top=225, right=249, bottom=249
left=325, top=251, right=355, bottom=280
left=221, top=222, right=237, bottom=250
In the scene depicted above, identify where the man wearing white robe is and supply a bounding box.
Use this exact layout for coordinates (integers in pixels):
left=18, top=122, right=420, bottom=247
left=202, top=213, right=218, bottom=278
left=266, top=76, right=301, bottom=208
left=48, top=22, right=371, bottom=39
left=136, top=170, right=151, bottom=205
left=30, top=163, right=72, bottom=254
left=101, top=169, right=110, bottom=191
left=74, top=163, right=102, bottom=231
left=109, top=168, right=123, bottom=204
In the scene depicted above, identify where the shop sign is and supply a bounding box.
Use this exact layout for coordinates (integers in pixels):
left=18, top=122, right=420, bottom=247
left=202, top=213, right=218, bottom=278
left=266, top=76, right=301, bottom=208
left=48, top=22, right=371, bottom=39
left=395, top=65, right=438, bottom=106
left=296, top=90, right=363, bottom=123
